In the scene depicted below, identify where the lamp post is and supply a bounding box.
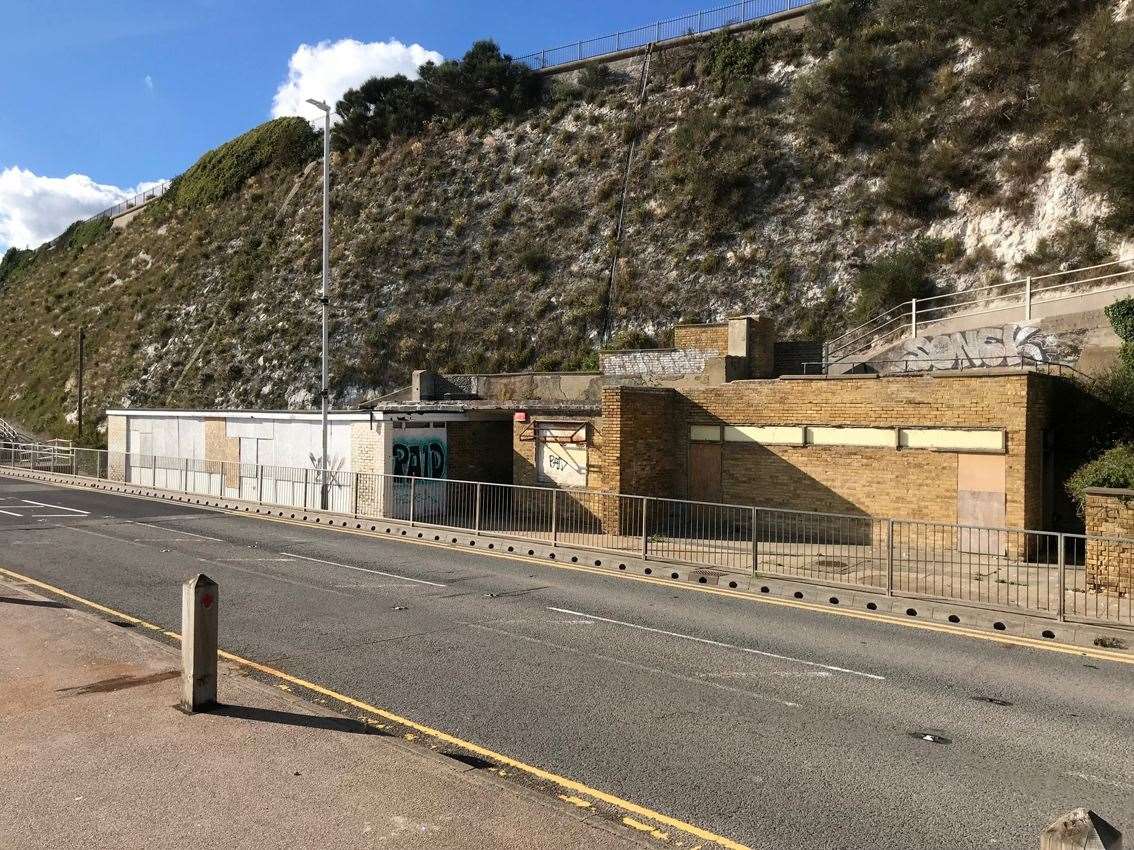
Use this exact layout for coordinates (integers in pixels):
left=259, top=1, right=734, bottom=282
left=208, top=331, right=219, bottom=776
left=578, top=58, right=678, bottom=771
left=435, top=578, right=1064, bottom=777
left=306, top=98, right=331, bottom=510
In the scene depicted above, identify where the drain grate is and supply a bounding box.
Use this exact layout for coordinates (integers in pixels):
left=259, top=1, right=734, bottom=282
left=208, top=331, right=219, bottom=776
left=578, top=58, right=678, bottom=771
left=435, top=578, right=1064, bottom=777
left=440, top=750, right=494, bottom=770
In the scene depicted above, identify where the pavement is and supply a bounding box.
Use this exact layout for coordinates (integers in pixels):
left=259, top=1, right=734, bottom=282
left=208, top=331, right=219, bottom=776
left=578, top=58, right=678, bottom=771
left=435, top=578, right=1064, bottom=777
left=1, top=475, right=1133, bottom=849
left=0, top=577, right=649, bottom=849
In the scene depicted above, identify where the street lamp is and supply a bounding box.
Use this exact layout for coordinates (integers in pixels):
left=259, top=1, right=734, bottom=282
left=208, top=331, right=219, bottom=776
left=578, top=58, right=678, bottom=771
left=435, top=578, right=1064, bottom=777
left=306, top=98, right=331, bottom=510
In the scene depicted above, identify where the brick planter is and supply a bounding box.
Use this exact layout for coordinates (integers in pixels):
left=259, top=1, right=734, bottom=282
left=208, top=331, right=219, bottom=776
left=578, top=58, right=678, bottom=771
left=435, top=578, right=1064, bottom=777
left=1084, top=488, right=1134, bottom=594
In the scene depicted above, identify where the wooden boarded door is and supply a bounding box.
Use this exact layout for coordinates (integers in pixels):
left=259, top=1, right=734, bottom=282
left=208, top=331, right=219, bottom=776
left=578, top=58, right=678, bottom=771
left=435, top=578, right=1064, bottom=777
left=689, top=442, right=722, bottom=503
left=957, top=453, right=1006, bottom=554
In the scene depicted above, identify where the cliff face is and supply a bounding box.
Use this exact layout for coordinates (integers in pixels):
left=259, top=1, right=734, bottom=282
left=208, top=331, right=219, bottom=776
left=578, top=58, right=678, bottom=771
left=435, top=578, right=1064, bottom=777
left=1, top=0, right=1130, bottom=439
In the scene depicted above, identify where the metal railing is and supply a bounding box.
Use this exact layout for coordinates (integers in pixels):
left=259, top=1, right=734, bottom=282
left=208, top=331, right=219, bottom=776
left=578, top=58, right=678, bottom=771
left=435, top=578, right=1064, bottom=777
left=824, top=258, right=1134, bottom=373
left=516, top=0, right=816, bottom=70
left=2, top=440, right=1130, bottom=630
left=84, top=181, right=172, bottom=224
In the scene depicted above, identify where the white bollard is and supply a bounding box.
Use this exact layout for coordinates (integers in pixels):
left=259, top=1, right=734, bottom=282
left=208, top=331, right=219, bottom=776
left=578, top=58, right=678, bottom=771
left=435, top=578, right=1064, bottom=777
left=1040, top=809, right=1122, bottom=850
left=181, top=573, right=219, bottom=712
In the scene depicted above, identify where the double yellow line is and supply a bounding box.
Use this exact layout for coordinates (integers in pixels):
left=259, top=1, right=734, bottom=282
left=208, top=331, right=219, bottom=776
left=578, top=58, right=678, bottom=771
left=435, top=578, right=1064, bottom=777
left=0, top=564, right=747, bottom=850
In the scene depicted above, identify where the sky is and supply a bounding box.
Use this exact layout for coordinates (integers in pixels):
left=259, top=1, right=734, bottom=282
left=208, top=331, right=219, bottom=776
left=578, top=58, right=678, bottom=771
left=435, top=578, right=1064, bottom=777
left=0, top=0, right=711, bottom=252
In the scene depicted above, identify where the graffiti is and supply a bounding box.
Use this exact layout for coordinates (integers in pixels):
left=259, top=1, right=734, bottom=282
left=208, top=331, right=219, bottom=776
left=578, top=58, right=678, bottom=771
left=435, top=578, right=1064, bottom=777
left=392, top=435, right=447, bottom=479
left=877, top=325, right=1086, bottom=373
left=308, top=453, right=346, bottom=485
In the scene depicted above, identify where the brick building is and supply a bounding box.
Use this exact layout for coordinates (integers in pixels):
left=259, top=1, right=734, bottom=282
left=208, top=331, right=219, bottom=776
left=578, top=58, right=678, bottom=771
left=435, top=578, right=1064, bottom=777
left=108, top=315, right=1085, bottom=534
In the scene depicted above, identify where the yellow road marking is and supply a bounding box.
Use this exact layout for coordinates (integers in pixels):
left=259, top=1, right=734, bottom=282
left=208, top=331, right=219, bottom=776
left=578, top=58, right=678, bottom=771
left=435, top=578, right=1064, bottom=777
left=624, top=817, right=671, bottom=841
left=5, top=470, right=1134, bottom=665
left=559, top=794, right=594, bottom=808
left=0, top=564, right=751, bottom=850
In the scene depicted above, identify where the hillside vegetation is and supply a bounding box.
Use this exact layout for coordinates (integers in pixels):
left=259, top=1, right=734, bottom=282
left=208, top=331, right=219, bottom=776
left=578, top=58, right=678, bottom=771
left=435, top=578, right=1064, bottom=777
left=0, top=0, right=1131, bottom=440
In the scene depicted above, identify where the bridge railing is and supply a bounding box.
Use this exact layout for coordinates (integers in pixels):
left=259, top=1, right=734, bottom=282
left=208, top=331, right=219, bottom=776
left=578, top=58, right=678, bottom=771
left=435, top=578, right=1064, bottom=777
left=825, top=258, right=1134, bottom=372
left=84, top=181, right=172, bottom=224
left=516, top=0, right=816, bottom=70
left=2, top=439, right=1131, bottom=630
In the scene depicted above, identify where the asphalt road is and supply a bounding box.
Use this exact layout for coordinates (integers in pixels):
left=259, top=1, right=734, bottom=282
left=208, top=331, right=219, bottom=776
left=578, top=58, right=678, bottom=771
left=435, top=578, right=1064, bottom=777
left=1, top=476, right=1131, bottom=849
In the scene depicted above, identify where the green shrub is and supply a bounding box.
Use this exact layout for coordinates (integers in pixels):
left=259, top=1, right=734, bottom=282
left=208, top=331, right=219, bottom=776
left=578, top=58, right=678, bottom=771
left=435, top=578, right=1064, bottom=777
left=1021, top=223, right=1110, bottom=276
left=578, top=64, right=614, bottom=99
left=0, top=247, right=35, bottom=289
left=850, top=240, right=945, bottom=324
left=701, top=29, right=771, bottom=93
left=517, top=242, right=550, bottom=273
left=1105, top=298, right=1134, bottom=344
left=878, top=156, right=946, bottom=218
left=333, top=41, right=543, bottom=151
left=1090, top=127, right=1134, bottom=232
left=171, top=117, right=318, bottom=210
left=1067, top=444, right=1134, bottom=509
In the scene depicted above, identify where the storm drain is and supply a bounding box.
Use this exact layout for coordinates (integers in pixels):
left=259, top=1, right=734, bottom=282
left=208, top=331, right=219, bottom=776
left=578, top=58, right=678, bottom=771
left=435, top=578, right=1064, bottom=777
left=440, top=750, right=494, bottom=770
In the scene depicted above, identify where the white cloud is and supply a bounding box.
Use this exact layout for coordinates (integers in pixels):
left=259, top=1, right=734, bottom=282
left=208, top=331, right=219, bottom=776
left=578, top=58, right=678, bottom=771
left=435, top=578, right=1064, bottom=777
left=0, top=166, right=164, bottom=252
left=270, top=38, right=443, bottom=123
left=144, top=74, right=154, bottom=92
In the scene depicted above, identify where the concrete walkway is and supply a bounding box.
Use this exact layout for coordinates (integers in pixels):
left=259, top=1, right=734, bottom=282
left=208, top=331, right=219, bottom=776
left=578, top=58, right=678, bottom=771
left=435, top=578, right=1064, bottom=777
left=0, top=579, right=645, bottom=849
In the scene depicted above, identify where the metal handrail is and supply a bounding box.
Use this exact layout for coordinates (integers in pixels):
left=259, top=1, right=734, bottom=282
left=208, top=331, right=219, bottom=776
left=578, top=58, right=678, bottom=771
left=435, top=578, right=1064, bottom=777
left=84, top=181, right=172, bottom=224
left=1, top=439, right=1130, bottom=628
left=516, top=0, right=816, bottom=70
left=826, top=258, right=1134, bottom=369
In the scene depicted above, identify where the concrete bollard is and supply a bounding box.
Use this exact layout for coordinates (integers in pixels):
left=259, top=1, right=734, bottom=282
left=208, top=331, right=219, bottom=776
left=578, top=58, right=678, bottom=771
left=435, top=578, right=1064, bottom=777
left=1041, top=809, right=1122, bottom=850
left=181, top=573, right=219, bottom=712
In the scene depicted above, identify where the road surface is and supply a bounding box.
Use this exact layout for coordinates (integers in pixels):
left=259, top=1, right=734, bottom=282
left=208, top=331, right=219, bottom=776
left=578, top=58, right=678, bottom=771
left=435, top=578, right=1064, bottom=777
left=1, top=475, right=1131, bottom=849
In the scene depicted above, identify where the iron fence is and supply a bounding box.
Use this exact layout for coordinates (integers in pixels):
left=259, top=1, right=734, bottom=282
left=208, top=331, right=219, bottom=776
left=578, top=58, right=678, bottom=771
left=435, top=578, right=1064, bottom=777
left=516, top=0, right=815, bottom=70
left=1, top=440, right=1130, bottom=630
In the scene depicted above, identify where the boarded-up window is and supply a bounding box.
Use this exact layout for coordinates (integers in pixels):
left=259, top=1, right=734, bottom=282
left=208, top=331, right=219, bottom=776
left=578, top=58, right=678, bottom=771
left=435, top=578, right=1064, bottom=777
left=536, top=424, right=587, bottom=487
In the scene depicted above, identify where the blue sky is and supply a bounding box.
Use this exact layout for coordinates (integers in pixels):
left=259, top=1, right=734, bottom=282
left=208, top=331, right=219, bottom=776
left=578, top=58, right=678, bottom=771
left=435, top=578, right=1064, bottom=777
left=0, top=0, right=710, bottom=250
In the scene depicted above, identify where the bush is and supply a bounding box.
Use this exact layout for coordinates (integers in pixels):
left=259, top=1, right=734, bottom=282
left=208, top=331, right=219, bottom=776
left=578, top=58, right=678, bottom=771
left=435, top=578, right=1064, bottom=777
left=0, top=247, right=35, bottom=289
left=850, top=240, right=945, bottom=324
left=878, top=155, right=946, bottom=218
left=701, top=29, right=771, bottom=93
left=171, top=117, right=318, bottom=210
left=1067, top=444, right=1134, bottom=509
left=577, top=64, right=614, bottom=99
left=1106, top=298, right=1134, bottom=344
left=333, top=41, right=544, bottom=151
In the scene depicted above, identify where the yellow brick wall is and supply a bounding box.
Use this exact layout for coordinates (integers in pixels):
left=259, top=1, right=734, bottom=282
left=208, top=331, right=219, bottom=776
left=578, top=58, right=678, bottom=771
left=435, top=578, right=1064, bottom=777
left=592, top=374, right=1056, bottom=529
left=1084, top=490, right=1134, bottom=594
left=673, top=324, right=729, bottom=356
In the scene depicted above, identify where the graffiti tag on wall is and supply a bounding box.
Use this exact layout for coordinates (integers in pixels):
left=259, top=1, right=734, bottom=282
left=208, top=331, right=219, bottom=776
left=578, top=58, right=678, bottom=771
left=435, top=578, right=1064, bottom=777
left=876, top=325, right=1086, bottom=373
left=392, top=436, right=447, bottom=478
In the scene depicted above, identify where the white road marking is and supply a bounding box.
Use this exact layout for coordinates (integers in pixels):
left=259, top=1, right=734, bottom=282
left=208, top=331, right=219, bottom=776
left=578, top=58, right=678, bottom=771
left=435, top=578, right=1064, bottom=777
left=0, top=508, right=22, bottom=516
left=61, top=526, right=147, bottom=547
left=282, top=552, right=448, bottom=587
left=32, top=513, right=92, bottom=518
left=126, top=520, right=223, bottom=542
left=470, top=623, right=800, bottom=708
left=216, top=558, right=296, bottom=563
left=547, top=606, right=886, bottom=681
left=20, top=499, right=87, bottom=515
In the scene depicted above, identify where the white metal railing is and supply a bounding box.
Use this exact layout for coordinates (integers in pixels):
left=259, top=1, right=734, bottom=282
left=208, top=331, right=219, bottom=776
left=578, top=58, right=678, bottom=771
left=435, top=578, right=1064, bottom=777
left=516, top=0, right=816, bottom=70
left=84, top=181, right=172, bottom=224
left=825, top=258, right=1134, bottom=372
left=2, top=440, right=1131, bottom=629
